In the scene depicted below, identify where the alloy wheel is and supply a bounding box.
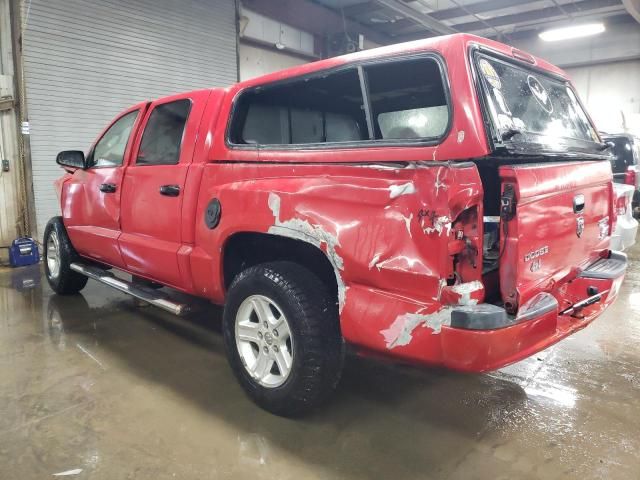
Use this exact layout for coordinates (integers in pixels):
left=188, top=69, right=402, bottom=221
left=235, top=294, right=294, bottom=388
left=46, top=231, right=61, bottom=279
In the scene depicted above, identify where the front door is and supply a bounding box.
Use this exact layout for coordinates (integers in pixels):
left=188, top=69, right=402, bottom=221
left=119, top=90, right=210, bottom=289
left=64, top=104, right=146, bottom=268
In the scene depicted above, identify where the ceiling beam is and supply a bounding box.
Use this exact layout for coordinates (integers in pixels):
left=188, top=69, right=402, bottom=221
left=448, top=0, right=622, bottom=32
left=342, top=1, right=384, bottom=18
left=242, top=0, right=393, bottom=45
left=373, top=0, right=457, bottom=35
left=429, top=0, right=533, bottom=21
left=488, top=12, right=637, bottom=40
left=371, top=18, right=416, bottom=34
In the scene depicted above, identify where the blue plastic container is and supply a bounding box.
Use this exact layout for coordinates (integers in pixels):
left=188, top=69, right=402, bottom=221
left=9, top=237, right=40, bottom=267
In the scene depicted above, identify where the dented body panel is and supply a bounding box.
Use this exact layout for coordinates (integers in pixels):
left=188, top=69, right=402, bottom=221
left=54, top=33, right=626, bottom=373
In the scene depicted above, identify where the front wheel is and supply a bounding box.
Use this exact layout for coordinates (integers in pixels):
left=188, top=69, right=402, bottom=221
left=223, top=261, right=344, bottom=416
left=43, top=217, right=88, bottom=295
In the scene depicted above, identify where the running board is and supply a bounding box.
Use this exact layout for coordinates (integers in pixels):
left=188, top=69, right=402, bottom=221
left=70, top=263, right=191, bottom=316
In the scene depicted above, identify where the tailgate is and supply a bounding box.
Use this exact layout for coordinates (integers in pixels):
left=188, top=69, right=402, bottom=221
left=499, top=161, right=613, bottom=312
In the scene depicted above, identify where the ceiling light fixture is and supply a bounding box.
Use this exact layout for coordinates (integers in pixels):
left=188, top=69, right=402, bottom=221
left=539, top=23, right=605, bottom=42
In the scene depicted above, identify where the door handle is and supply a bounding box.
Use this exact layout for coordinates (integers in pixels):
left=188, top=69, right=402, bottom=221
left=159, top=184, right=180, bottom=197
left=99, top=183, right=117, bottom=193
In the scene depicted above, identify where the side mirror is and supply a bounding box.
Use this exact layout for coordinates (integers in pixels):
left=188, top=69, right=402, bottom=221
left=56, top=150, right=86, bottom=169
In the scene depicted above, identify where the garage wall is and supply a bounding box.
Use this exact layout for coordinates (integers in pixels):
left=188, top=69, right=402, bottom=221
left=238, top=6, right=315, bottom=81
left=239, top=43, right=307, bottom=81
left=565, top=60, right=640, bottom=136
left=21, top=0, right=238, bottom=237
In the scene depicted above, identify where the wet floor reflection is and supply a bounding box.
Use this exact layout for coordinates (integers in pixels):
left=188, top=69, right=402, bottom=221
left=1, top=247, right=639, bottom=479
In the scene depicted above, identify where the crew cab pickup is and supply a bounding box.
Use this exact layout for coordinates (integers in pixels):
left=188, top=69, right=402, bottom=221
left=46, top=33, right=627, bottom=416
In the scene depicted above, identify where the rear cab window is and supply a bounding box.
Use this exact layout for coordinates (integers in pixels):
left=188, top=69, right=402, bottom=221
left=137, top=99, right=191, bottom=166
left=473, top=51, right=601, bottom=155
left=367, top=58, right=449, bottom=141
left=228, top=55, right=451, bottom=148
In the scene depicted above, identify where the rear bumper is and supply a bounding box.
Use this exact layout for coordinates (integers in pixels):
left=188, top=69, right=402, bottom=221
left=341, top=251, right=627, bottom=373
left=440, top=251, right=627, bottom=372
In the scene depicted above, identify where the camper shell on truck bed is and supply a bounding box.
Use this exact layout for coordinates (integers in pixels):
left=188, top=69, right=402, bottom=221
left=48, top=33, right=626, bottom=416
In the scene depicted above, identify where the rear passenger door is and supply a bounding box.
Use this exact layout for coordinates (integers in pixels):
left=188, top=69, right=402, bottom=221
left=119, top=90, right=211, bottom=288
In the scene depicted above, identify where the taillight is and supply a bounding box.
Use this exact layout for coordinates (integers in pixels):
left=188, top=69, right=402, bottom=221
left=625, top=167, right=637, bottom=187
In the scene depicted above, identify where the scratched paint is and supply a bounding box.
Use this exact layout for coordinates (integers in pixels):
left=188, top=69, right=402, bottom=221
left=381, top=308, right=453, bottom=349
left=423, top=215, right=452, bottom=236
left=267, top=193, right=347, bottom=311
left=449, top=280, right=483, bottom=306
left=434, top=168, right=447, bottom=196
left=401, top=213, right=413, bottom=237
left=388, top=182, right=416, bottom=199
left=368, top=253, right=382, bottom=270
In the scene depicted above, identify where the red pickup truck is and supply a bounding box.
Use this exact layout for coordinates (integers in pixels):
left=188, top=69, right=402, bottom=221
left=47, top=33, right=627, bottom=416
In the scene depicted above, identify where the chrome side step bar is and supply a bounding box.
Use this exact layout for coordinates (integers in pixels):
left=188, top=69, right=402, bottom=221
left=70, top=263, right=191, bottom=316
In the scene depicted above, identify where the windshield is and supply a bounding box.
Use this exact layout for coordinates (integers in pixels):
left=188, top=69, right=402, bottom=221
left=475, top=53, right=600, bottom=150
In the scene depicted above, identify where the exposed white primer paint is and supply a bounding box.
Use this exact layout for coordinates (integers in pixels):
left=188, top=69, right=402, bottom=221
left=268, top=193, right=347, bottom=310
left=368, top=253, right=382, bottom=270
left=53, top=469, right=83, bottom=476
left=457, top=130, right=465, bottom=143
left=381, top=308, right=453, bottom=349
left=402, top=213, right=413, bottom=237
left=388, top=182, right=416, bottom=199
left=450, top=280, right=483, bottom=306
left=423, top=215, right=452, bottom=236
left=423, top=308, right=454, bottom=334
left=434, top=167, right=447, bottom=196
left=432, top=145, right=440, bottom=161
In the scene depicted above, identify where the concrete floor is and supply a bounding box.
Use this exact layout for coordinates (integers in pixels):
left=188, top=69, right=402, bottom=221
left=1, top=245, right=639, bottom=480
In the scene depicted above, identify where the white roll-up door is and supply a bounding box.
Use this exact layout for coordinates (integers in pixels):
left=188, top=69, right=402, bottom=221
left=22, top=0, right=238, bottom=237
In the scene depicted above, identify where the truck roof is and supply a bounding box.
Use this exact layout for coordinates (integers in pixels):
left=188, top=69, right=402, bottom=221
left=234, top=33, right=568, bottom=91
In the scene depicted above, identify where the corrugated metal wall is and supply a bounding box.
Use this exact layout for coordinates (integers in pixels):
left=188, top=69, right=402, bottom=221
left=21, top=0, right=238, bottom=237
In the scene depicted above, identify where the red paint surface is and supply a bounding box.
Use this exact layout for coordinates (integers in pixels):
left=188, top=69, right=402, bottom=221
left=499, top=161, right=614, bottom=310
left=55, top=34, right=625, bottom=372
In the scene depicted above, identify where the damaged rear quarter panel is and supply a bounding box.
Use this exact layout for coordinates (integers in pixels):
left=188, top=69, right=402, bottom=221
left=191, top=160, right=484, bottom=365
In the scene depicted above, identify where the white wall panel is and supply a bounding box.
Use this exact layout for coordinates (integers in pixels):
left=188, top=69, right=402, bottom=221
left=566, top=59, right=640, bottom=136
left=239, top=42, right=307, bottom=81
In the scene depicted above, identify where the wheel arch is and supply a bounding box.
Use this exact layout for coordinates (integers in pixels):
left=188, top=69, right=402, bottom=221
left=222, top=231, right=340, bottom=308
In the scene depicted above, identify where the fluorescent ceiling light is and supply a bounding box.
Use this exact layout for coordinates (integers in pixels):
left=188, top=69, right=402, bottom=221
left=539, top=23, right=605, bottom=42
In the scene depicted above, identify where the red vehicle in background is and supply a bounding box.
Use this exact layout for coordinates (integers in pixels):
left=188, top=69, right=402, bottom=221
left=46, top=34, right=626, bottom=416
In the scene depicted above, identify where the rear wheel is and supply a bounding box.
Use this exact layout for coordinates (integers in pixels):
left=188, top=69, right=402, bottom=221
left=43, top=217, right=88, bottom=295
left=223, top=261, right=344, bottom=416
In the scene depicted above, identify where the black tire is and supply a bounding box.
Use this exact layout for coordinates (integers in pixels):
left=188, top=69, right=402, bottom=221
left=43, top=217, right=88, bottom=295
left=223, top=261, right=344, bottom=417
